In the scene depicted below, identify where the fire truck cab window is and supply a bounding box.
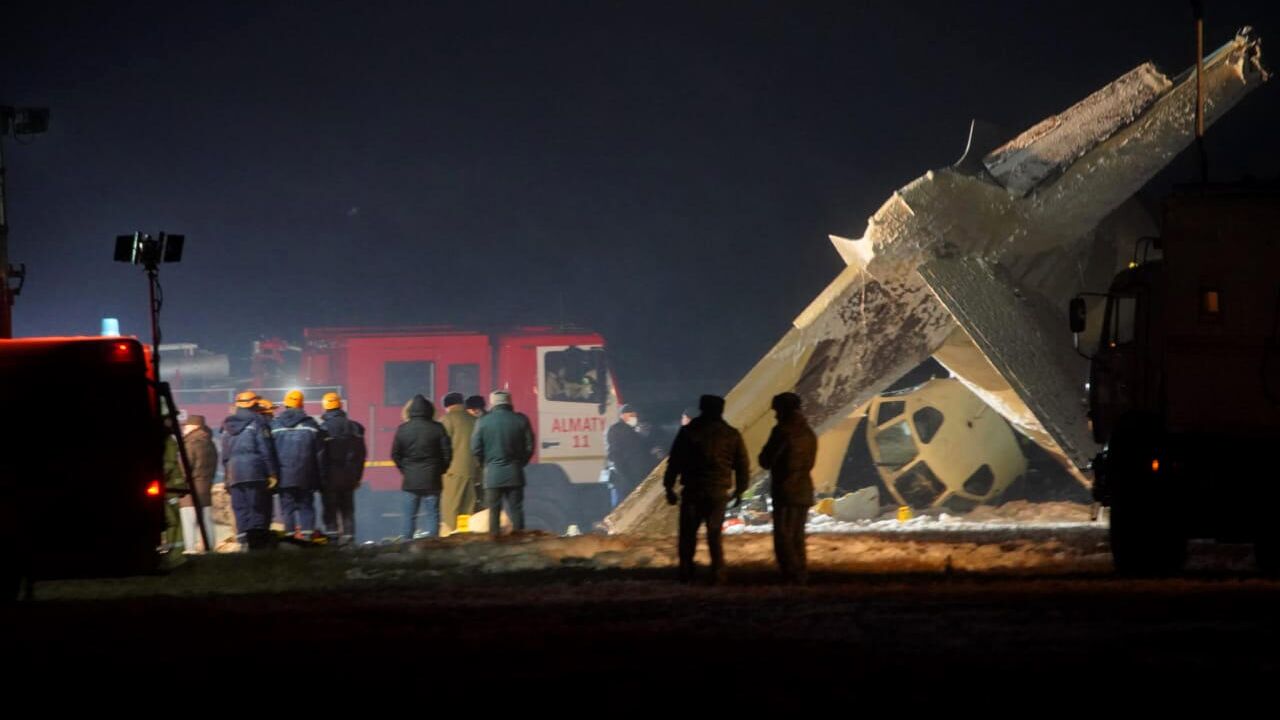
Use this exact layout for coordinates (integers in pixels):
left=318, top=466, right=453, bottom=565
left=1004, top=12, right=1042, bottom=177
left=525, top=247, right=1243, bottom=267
left=385, top=361, right=435, bottom=407
left=545, top=347, right=606, bottom=404
left=448, top=364, right=480, bottom=398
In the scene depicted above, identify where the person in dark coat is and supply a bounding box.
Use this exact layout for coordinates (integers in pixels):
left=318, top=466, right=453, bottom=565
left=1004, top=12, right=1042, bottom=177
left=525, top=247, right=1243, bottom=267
left=605, top=403, right=661, bottom=503
left=464, top=394, right=488, bottom=507
left=391, top=395, right=452, bottom=539
left=271, top=390, right=327, bottom=542
left=318, top=392, right=366, bottom=546
left=221, top=391, right=280, bottom=551
left=179, top=414, right=218, bottom=553
left=759, top=392, right=817, bottom=585
left=663, top=394, right=750, bottom=584
left=470, top=390, right=535, bottom=537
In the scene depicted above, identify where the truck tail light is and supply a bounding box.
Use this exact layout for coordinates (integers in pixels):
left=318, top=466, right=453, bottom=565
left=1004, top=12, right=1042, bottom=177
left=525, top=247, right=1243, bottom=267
left=112, top=342, right=135, bottom=361
left=145, top=480, right=163, bottom=497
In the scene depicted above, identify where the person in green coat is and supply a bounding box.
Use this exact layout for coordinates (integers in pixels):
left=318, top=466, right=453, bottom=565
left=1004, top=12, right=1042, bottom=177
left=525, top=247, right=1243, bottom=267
left=470, top=390, right=534, bottom=537
left=439, top=392, right=478, bottom=533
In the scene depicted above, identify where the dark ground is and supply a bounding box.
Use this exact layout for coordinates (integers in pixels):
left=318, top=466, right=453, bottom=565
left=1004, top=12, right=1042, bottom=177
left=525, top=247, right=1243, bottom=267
left=5, top=543, right=1278, bottom=706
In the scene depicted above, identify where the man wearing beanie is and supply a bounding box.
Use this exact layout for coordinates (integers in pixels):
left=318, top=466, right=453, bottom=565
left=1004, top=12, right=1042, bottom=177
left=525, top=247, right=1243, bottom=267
left=759, top=392, right=817, bottom=585
left=318, top=392, right=366, bottom=546
left=470, top=390, right=535, bottom=537
left=221, top=391, right=280, bottom=550
left=663, top=394, right=750, bottom=584
left=271, top=390, right=327, bottom=542
left=464, top=394, right=486, bottom=418
left=439, top=392, right=478, bottom=533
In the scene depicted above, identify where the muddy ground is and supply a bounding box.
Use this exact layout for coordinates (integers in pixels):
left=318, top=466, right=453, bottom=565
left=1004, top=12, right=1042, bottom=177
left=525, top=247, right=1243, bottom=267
left=6, top=529, right=1278, bottom=706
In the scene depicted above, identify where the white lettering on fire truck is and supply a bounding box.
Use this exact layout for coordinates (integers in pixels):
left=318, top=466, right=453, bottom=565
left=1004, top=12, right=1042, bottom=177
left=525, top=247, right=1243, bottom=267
left=550, top=417, right=607, bottom=434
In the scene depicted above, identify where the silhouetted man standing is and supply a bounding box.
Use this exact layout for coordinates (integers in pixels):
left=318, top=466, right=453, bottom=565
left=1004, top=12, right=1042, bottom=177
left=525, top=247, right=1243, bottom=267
left=663, top=394, right=750, bottom=584
left=759, top=392, right=816, bottom=584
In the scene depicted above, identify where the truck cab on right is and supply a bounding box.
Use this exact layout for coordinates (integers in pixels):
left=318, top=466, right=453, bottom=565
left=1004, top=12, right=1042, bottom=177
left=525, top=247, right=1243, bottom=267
left=1079, top=184, right=1280, bottom=575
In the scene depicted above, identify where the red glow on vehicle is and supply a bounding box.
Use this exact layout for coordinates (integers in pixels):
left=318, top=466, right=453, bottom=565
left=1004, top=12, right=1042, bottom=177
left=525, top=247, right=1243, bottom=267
left=145, top=480, right=162, bottom=497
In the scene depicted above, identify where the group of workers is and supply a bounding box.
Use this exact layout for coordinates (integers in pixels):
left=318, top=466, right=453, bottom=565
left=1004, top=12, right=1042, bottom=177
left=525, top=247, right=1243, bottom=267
left=218, top=390, right=368, bottom=550
left=172, top=379, right=815, bottom=585
left=206, top=387, right=531, bottom=551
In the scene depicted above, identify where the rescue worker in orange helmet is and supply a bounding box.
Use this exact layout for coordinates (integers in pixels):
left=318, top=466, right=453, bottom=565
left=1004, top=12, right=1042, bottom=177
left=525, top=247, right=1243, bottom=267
left=271, top=390, right=327, bottom=543
left=256, top=397, right=275, bottom=418
left=221, top=391, right=280, bottom=550
left=318, top=392, right=366, bottom=546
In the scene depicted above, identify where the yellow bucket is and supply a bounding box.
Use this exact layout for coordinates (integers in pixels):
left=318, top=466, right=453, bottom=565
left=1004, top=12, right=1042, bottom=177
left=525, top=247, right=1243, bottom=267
left=896, top=506, right=913, bottom=522
left=456, top=514, right=471, bottom=533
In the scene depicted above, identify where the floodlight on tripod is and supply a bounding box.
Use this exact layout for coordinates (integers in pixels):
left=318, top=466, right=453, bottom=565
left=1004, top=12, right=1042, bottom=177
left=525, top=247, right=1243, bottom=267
left=113, top=232, right=184, bottom=269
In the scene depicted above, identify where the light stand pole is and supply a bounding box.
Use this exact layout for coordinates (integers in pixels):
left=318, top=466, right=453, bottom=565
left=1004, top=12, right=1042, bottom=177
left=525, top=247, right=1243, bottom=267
left=0, top=105, right=48, bottom=338
left=115, top=232, right=210, bottom=552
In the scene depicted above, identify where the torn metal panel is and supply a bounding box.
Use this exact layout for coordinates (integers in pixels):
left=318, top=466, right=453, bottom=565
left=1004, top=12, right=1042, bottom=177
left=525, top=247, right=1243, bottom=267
left=984, top=63, right=1173, bottom=196
left=918, top=255, right=1096, bottom=470
left=1014, top=30, right=1269, bottom=254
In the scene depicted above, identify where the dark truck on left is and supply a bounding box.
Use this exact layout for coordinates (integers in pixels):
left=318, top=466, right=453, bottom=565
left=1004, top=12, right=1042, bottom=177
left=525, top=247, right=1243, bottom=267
left=1, top=336, right=167, bottom=598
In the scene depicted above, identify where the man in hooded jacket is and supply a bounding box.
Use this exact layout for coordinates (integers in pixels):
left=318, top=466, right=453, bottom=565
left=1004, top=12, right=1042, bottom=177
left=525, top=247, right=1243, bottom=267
left=222, top=391, right=280, bottom=550
left=391, top=395, right=452, bottom=539
left=272, top=390, right=327, bottom=542
left=318, top=392, right=366, bottom=545
left=663, top=394, right=750, bottom=584
left=759, top=392, right=817, bottom=584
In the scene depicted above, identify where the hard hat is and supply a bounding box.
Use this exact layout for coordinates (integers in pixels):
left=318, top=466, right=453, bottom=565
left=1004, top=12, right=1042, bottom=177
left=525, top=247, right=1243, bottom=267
left=256, top=398, right=275, bottom=416
left=235, top=391, right=260, bottom=408
left=284, top=389, right=305, bottom=408
left=323, top=392, right=342, bottom=410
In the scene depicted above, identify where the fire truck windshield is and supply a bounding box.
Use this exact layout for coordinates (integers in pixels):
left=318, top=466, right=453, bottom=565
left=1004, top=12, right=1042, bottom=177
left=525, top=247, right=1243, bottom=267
left=544, top=346, right=607, bottom=404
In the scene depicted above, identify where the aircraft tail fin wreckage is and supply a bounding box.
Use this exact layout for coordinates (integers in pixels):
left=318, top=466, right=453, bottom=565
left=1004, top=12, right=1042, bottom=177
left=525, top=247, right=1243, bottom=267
left=606, top=29, right=1269, bottom=534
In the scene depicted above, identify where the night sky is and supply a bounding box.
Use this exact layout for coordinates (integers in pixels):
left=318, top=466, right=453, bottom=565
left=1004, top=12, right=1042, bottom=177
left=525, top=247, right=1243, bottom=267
left=3, top=1, right=1278, bottom=403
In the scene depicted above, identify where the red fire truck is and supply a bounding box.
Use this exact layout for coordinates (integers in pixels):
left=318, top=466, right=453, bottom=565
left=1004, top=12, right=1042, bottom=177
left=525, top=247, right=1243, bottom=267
left=174, top=325, right=618, bottom=540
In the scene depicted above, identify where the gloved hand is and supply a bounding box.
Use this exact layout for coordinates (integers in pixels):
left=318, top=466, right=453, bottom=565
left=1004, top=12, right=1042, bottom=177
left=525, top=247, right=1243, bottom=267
left=728, top=493, right=742, bottom=509
left=267, top=476, right=279, bottom=491
left=665, top=489, right=678, bottom=506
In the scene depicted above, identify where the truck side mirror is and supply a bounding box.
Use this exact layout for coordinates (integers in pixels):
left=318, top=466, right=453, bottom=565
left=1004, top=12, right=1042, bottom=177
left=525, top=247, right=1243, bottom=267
left=1069, top=298, right=1087, bottom=334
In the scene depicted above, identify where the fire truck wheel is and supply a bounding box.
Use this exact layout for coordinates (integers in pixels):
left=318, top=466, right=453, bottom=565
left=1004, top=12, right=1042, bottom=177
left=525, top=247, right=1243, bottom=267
left=523, top=498, right=569, bottom=536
